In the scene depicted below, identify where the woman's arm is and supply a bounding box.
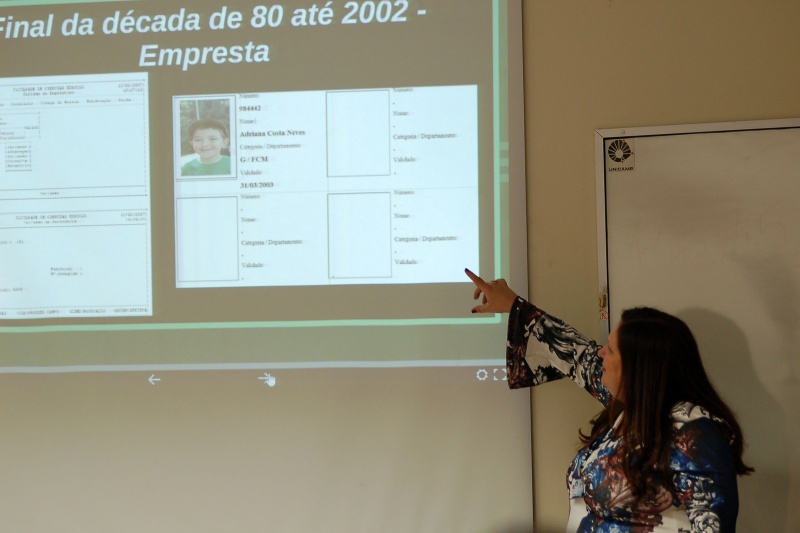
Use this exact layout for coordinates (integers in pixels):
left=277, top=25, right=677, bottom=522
left=507, top=297, right=609, bottom=404
left=465, top=269, right=609, bottom=403
left=671, top=404, right=740, bottom=532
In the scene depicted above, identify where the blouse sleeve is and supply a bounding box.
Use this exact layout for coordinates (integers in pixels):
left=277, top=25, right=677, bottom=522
left=506, top=297, right=610, bottom=405
left=670, top=404, right=740, bottom=532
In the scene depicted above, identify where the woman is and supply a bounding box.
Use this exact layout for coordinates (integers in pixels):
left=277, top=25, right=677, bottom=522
left=465, top=269, right=752, bottom=532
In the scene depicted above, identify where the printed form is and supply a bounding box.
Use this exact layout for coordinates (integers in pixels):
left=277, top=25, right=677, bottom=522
left=0, top=73, right=152, bottom=319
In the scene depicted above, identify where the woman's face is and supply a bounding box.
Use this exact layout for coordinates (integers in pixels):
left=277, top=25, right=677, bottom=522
left=599, top=324, right=623, bottom=399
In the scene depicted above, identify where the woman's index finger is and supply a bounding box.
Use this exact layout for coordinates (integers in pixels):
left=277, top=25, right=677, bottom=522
left=464, top=268, right=487, bottom=288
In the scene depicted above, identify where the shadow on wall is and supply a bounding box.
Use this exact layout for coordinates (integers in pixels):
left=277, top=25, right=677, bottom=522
left=679, top=307, right=790, bottom=532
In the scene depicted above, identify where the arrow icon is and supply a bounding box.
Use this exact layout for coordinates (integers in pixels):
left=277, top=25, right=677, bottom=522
left=148, top=374, right=161, bottom=385
left=258, top=372, right=277, bottom=387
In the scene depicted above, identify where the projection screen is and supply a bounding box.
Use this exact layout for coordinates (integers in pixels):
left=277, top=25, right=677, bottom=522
left=0, top=1, right=532, bottom=531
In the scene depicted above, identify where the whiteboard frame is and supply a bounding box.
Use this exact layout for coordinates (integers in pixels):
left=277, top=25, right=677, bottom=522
left=594, top=117, right=800, bottom=336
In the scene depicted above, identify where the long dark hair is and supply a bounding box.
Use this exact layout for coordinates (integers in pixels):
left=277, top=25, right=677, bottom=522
left=580, top=307, right=753, bottom=497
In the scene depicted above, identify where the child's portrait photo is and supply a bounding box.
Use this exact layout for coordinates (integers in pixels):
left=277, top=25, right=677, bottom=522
left=176, top=98, right=234, bottom=178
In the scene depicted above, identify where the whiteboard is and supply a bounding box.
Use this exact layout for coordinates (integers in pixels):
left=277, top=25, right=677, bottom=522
left=596, top=119, right=800, bottom=532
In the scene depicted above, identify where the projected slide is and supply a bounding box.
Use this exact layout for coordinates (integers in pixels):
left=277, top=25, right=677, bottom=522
left=0, top=0, right=526, bottom=370
left=173, top=85, right=477, bottom=288
left=0, top=73, right=152, bottom=320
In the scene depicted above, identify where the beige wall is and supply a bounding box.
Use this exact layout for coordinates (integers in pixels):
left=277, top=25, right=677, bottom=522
left=522, top=1, right=800, bottom=531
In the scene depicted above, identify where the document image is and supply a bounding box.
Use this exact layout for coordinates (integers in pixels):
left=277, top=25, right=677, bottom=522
left=0, top=73, right=152, bottom=320
left=174, top=85, right=479, bottom=289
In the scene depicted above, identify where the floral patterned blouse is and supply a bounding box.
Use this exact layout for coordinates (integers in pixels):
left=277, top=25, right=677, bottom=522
left=506, top=297, right=740, bottom=532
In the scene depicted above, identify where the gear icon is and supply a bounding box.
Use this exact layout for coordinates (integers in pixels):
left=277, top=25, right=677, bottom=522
left=476, top=369, right=489, bottom=381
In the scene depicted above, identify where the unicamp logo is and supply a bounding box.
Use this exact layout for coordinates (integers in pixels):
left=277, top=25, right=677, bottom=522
left=607, top=139, right=632, bottom=163
left=606, top=138, right=634, bottom=172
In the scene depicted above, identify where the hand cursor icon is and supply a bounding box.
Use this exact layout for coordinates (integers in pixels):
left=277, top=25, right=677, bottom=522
left=259, top=373, right=277, bottom=387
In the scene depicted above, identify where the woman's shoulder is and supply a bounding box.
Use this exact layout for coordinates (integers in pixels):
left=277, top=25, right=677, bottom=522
left=670, top=401, right=727, bottom=427
left=671, top=401, right=714, bottom=422
left=669, top=401, right=736, bottom=461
